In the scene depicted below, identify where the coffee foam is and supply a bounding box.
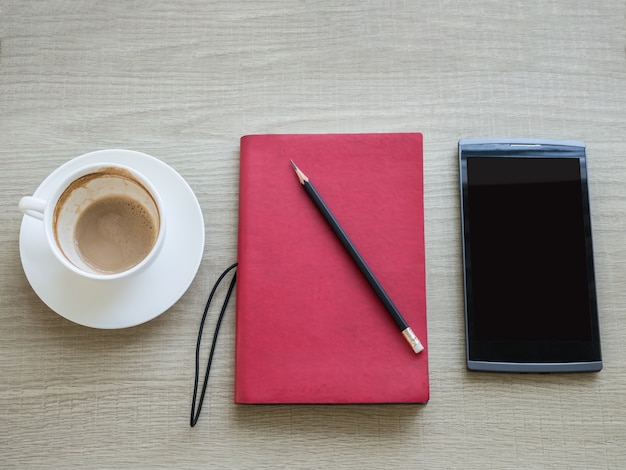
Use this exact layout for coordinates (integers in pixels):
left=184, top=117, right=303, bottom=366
left=74, top=195, right=158, bottom=273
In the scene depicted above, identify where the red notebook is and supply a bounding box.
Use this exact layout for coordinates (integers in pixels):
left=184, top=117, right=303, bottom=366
left=235, top=133, right=428, bottom=404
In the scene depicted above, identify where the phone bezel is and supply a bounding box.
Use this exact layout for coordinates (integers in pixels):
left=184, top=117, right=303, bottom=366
left=458, top=139, right=602, bottom=372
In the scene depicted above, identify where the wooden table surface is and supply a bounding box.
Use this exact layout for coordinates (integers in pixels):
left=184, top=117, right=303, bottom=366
left=1, top=1, right=625, bottom=468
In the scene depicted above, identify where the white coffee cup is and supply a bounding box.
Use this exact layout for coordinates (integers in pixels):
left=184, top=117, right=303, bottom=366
left=19, top=163, right=166, bottom=280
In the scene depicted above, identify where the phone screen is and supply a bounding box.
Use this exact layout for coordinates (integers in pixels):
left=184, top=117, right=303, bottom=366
left=459, top=140, right=602, bottom=372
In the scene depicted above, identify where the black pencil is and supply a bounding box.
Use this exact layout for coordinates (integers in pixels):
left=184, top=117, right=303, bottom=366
left=290, top=160, right=424, bottom=354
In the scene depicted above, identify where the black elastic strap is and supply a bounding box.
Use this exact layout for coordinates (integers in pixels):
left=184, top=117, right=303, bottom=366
left=190, top=262, right=238, bottom=427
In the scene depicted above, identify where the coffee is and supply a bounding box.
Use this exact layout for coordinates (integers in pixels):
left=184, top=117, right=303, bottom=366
left=74, top=195, right=158, bottom=273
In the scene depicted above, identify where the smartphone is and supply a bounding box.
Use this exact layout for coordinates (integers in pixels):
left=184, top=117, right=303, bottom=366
left=459, top=139, right=602, bottom=372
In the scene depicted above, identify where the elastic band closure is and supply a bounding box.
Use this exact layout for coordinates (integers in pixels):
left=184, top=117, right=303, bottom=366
left=190, top=262, right=237, bottom=427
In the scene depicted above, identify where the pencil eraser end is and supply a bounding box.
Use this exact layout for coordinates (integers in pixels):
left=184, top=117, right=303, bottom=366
left=402, top=327, right=424, bottom=354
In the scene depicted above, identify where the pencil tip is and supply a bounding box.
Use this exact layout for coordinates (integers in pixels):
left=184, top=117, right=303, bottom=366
left=290, top=160, right=308, bottom=185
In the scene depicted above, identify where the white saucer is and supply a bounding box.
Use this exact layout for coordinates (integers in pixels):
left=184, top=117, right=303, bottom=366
left=19, top=149, right=205, bottom=329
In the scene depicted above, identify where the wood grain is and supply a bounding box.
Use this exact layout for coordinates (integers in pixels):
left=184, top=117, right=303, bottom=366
left=1, top=1, right=625, bottom=468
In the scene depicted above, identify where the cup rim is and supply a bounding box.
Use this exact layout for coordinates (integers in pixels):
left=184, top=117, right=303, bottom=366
left=43, top=162, right=166, bottom=281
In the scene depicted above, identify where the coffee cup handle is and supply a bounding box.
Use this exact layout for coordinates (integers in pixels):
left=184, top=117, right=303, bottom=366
left=19, top=196, right=47, bottom=220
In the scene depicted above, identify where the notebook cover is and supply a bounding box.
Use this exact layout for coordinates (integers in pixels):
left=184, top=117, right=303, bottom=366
left=235, top=133, right=428, bottom=404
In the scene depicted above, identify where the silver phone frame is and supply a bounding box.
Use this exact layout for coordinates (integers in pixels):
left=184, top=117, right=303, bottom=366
left=459, top=138, right=602, bottom=373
